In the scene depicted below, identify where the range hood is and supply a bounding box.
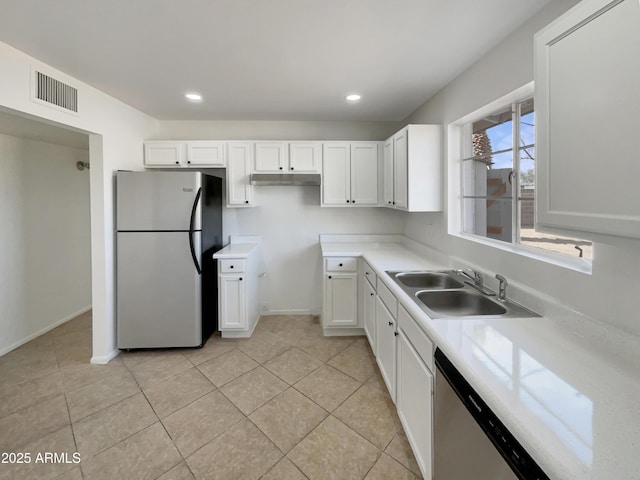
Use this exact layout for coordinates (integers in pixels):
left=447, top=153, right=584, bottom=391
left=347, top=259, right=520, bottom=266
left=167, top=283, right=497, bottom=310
left=250, top=173, right=321, bottom=186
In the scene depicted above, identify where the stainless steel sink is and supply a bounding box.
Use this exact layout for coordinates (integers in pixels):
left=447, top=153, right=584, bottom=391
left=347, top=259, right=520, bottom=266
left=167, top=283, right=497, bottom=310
left=385, top=269, right=540, bottom=319
left=395, top=272, right=464, bottom=289
left=417, top=290, right=507, bottom=316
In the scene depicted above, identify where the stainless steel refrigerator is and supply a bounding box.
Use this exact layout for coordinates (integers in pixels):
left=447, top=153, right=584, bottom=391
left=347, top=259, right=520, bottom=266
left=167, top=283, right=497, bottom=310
left=116, top=171, right=223, bottom=349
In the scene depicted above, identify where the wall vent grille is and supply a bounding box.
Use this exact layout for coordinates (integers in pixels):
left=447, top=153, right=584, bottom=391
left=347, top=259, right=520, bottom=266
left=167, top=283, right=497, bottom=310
left=35, top=71, right=78, bottom=113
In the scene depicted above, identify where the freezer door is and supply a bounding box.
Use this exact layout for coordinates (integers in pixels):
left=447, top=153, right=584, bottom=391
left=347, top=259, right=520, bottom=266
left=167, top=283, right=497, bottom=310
left=116, top=171, right=202, bottom=231
left=117, top=231, right=202, bottom=348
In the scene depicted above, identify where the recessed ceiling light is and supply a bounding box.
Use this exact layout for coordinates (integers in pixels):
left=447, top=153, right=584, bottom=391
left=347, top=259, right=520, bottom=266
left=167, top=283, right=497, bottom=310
left=346, top=94, right=361, bottom=102
left=185, top=92, right=202, bottom=102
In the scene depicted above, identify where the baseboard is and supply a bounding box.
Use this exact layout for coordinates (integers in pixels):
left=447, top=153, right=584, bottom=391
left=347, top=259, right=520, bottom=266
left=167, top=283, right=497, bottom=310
left=322, top=327, right=366, bottom=337
left=263, top=308, right=313, bottom=316
left=220, top=314, right=261, bottom=339
left=0, top=304, right=92, bottom=357
left=91, top=349, right=119, bottom=364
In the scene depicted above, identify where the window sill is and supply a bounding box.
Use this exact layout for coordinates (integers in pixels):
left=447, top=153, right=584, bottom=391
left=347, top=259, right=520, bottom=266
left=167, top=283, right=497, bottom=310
left=450, top=232, right=593, bottom=275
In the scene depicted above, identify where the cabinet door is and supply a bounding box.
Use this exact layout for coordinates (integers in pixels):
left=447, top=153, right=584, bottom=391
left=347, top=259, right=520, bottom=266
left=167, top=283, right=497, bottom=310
left=289, top=142, right=322, bottom=173
left=393, top=130, right=409, bottom=210
left=375, top=296, right=396, bottom=401
left=227, top=142, right=253, bottom=206
left=186, top=141, right=226, bottom=166
left=254, top=142, right=288, bottom=173
left=324, top=273, right=358, bottom=327
left=363, top=278, right=376, bottom=354
left=383, top=138, right=394, bottom=207
left=219, top=274, right=246, bottom=330
left=350, top=143, right=379, bottom=205
left=536, top=0, right=640, bottom=239
left=322, top=143, right=351, bottom=206
left=144, top=142, right=184, bottom=167
left=397, top=329, right=433, bottom=480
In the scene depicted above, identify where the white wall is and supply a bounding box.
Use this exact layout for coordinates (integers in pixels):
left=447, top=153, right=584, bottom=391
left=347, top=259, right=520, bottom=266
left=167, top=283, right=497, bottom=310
left=158, top=120, right=400, bottom=142
left=227, top=188, right=403, bottom=314
left=0, top=133, right=92, bottom=355
left=0, top=134, right=26, bottom=353
left=0, top=41, right=158, bottom=362
left=401, top=0, right=640, bottom=337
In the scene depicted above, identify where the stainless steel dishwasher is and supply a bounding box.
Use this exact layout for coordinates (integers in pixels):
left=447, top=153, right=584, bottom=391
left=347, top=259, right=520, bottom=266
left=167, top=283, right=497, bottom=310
left=434, top=348, right=549, bottom=480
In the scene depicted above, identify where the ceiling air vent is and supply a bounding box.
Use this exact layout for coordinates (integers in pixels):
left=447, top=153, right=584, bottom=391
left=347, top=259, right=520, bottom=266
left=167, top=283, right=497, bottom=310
left=34, top=71, right=78, bottom=113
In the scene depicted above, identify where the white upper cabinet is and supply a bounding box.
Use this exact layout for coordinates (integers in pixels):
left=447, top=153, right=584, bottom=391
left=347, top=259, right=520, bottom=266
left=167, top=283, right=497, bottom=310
left=384, top=125, right=442, bottom=212
left=289, top=142, right=322, bottom=173
left=393, top=129, right=409, bottom=209
left=254, top=142, right=288, bottom=172
left=144, top=142, right=183, bottom=167
left=322, top=142, right=379, bottom=206
left=535, top=0, right=640, bottom=239
left=383, top=139, right=394, bottom=207
left=227, top=142, right=254, bottom=207
left=253, top=141, right=322, bottom=173
left=322, top=143, right=352, bottom=205
left=351, top=143, right=379, bottom=205
left=145, top=141, right=226, bottom=167
left=186, top=141, right=226, bottom=166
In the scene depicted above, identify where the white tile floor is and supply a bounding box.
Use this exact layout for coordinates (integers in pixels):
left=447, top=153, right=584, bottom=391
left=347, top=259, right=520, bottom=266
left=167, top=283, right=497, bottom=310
left=0, top=312, right=422, bottom=479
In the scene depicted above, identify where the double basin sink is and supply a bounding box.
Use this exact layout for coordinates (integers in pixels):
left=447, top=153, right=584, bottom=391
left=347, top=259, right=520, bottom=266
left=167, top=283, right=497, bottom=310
left=386, top=270, right=539, bottom=319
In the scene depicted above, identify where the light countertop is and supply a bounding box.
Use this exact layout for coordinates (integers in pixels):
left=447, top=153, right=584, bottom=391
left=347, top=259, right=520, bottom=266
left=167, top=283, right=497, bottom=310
left=213, top=243, right=258, bottom=259
left=213, top=235, right=261, bottom=259
left=321, top=238, right=640, bottom=480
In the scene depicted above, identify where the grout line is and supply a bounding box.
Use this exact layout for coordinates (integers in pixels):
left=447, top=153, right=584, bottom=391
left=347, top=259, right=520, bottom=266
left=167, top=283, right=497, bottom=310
left=63, top=393, right=85, bottom=479
left=194, top=349, right=262, bottom=389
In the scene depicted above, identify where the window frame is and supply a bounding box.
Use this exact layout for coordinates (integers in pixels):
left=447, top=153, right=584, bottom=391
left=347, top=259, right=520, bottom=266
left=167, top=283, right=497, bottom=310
left=448, top=83, right=592, bottom=274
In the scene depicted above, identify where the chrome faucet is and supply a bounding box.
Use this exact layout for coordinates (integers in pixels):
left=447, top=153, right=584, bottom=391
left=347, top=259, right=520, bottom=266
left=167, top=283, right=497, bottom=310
left=495, top=274, right=508, bottom=301
left=458, top=268, right=483, bottom=290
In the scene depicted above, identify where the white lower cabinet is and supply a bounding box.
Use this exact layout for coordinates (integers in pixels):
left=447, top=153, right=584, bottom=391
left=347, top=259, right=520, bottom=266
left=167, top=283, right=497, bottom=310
left=375, top=295, right=397, bottom=401
left=219, top=275, right=246, bottom=330
left=324, top=273, right=358, bottom=327
left=397, top=328, right=433, bottom=480
left=368, top=281, right=435, bottom=479
left=362, top=278, right=376, bottom=354
left=323, top=256, right=359, bottom=330
left=216, top=244, right=261, bottom=338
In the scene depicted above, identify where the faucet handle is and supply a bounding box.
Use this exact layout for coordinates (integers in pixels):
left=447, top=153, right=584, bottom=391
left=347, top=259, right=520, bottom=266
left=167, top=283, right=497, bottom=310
left=495, top=274, right=508, bottom=301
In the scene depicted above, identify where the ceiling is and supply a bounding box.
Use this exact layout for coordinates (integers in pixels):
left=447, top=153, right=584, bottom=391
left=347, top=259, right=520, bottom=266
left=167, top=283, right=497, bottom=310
left=0, top=108, right=89, bottom=149
left=0, top=0, right=551, bottom=122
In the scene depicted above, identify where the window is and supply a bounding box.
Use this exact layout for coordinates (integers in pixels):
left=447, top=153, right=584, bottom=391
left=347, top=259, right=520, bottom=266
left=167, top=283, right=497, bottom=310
left=461, top=95, right=592, bottom=261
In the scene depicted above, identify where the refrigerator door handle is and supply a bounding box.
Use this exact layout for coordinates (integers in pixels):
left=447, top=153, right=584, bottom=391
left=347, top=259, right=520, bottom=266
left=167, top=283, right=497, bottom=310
left=189, top=187, right=202, bottom=275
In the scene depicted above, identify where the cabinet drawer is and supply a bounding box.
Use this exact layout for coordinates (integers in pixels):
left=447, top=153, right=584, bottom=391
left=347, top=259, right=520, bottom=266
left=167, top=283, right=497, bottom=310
left=325, top=257, right=358, bottom=272
left=362, top=260, right=377, bottom=288
left=398, top=304, right=434, bottom=372
left=219, top=259, right=245, bottom=273
left=376, top=279, right=397, bottom=318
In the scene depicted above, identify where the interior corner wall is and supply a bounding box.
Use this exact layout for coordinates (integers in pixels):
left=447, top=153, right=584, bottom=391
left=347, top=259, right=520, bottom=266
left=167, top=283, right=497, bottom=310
left=399, top=0, right=640, bottom=337
left=227, top=190, right=404, bottom=314
left=0, top=133, right=91, bottom=355
left=0, top=41, right=159, bottom=362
